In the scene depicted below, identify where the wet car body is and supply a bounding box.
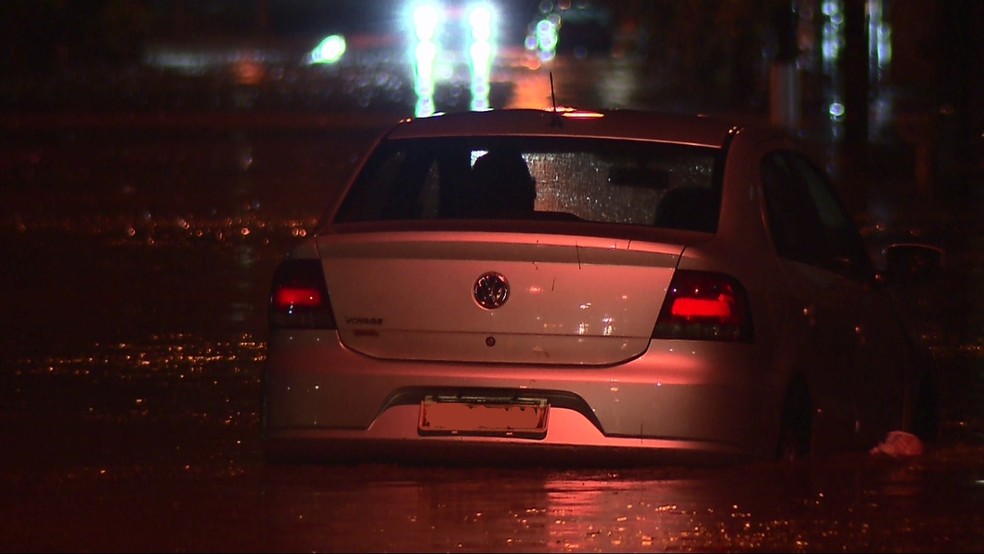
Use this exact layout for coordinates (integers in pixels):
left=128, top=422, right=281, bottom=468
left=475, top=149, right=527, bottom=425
left=261, top=108, right=939, bottom=466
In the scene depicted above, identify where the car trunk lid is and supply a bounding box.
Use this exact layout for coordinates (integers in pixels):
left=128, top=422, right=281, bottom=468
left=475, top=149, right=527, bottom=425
left=316, top=230, right=683, bottom=365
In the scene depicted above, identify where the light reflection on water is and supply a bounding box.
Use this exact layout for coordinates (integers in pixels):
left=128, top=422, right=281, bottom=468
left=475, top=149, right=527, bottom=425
left=5, top=332, right=264, bottom=422
left=6, top=211, right=315, bottom=246
left=252, top=459, right=982, bottom=552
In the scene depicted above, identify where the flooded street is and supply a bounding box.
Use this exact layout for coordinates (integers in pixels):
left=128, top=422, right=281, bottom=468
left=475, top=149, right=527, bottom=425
left=1, top=119, right=983, bottom=551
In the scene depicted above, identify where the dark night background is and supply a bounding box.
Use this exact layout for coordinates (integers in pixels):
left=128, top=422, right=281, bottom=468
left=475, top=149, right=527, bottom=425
left=1, top=1, right=981, bottom=205
left=1, top=3, right=983, bottom=551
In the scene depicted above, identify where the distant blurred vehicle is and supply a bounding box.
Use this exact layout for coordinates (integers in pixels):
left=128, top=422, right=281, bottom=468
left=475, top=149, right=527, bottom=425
left=525, top=0, right=614, bottom=61
left=404, top=1, right=502, bottom=115
left=261, top=108, right=941, bottom=467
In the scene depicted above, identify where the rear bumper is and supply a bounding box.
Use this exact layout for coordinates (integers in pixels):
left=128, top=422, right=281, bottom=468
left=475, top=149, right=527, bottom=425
left=263, top=407, right=749, bottom=467
left=261, top=330, right=780, bottom=464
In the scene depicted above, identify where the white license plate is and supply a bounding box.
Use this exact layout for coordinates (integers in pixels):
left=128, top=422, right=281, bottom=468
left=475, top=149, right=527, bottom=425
left=418, top=396, right=549, bottom=438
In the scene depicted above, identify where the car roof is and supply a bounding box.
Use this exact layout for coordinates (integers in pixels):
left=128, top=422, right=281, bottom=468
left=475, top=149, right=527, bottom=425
left=383, top=108, right=746, bottom=148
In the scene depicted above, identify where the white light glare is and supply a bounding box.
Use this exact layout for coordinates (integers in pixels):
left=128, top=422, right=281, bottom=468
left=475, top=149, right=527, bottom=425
left=468, top=3, right=495, bottom=41
left=412, top=2, right=442, bottom=42
left=308, top=34, right=346, bottom=64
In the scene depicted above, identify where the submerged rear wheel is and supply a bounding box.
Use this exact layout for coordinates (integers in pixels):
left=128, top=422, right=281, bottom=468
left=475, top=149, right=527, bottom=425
left=776, top=379, right=812, bottom=462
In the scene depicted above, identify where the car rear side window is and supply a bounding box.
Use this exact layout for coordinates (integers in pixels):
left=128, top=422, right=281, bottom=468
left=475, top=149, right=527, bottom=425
left=761, top=151, right=875, bottom=280
left=334, top=137, right=722, bottom=232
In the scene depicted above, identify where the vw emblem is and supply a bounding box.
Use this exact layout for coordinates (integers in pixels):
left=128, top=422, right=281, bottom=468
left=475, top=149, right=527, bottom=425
left=473, top=272, right=510, bottom=309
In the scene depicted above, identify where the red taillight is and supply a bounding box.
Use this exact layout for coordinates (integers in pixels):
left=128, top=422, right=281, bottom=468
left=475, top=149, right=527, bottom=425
left=269, top=259, right=336, bottom=329
left=671, top=296, right=736, bottom=321
left=652, top=270, right=752, bottom=342
left=273, top=287, right=323, bottom=309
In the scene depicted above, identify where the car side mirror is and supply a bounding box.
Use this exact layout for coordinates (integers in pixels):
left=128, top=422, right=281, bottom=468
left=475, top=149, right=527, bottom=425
left=880, top=243, right=945, bottom=286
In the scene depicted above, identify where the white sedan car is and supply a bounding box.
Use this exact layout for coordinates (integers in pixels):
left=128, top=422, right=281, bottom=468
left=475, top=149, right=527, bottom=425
left=261, top=108, right=940, bottom=466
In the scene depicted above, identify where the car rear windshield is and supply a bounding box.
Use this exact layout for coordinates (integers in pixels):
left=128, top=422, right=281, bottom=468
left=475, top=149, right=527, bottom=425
left=334, top=136, right=722, bottom=232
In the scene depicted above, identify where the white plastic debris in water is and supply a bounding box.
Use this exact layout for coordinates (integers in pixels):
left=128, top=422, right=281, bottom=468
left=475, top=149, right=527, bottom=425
left=870, top=430, right=925, bottom=457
